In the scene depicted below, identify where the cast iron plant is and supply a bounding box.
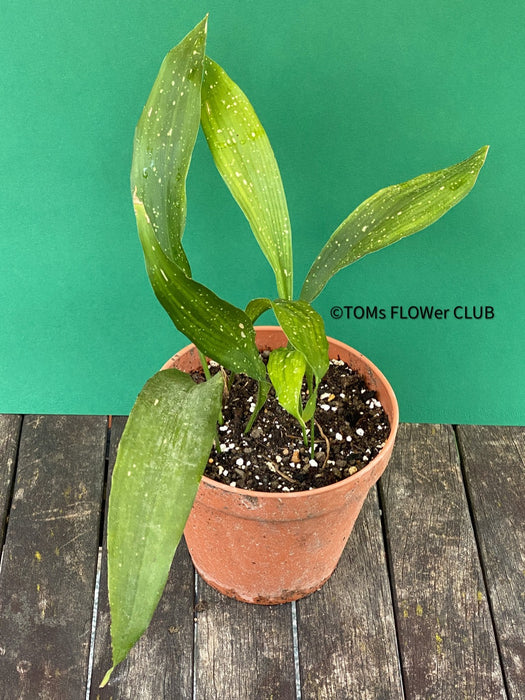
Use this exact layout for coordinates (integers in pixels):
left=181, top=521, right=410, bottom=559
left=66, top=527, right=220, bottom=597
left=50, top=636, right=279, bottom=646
left=101, top=16, right=488, bottom=685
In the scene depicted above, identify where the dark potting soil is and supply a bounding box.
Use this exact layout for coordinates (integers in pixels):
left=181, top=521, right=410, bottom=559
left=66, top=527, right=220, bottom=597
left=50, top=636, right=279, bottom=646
left=198, top=353, right=391, bottom=493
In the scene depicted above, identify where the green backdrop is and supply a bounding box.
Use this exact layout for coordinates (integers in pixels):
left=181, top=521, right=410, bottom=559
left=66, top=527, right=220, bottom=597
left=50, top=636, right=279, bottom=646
left=1, top=1, right=523, bottom=424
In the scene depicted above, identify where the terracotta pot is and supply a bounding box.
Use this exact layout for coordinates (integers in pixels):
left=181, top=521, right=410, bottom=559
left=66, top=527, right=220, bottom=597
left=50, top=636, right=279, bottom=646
left=162, top=326, right=399, bottom=604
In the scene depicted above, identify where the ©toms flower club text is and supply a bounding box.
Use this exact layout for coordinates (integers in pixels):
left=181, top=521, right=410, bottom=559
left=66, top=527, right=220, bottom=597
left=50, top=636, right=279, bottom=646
left=330, top=304, right=495, bottom=320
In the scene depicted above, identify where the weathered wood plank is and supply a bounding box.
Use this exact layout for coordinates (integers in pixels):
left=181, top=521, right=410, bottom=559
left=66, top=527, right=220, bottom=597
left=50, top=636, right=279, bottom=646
left=91, top=416, right=195, bottom=699
left=194, top=577, right=296, bottom=700
left=0, top=414, right=22, bottom=547
left=296, top=486, right=404, bottom=700
left=0, top=415, right=107, bottom=700
left=456, top=425, right=525, bottom=700
left=380, top=423, right=507, bottom=700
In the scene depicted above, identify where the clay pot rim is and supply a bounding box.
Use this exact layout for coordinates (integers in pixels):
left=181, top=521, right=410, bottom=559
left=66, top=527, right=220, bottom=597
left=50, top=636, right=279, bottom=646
left=163, top=325, right=399, bottom=500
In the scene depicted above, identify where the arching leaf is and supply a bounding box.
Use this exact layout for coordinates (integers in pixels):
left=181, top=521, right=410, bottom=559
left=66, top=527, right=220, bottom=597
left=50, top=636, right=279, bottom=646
left=134, top=194, right=265, bottom=381
left=267, top=347, right=307, bottom=436
left=272, top=299, right=329, bottom=379
left=201, top=57, right=293, bottom=300
left=131, top=16, right=208, bottom=274
left=245, top=297, right=272, bottom=323
left=301, top=146, right=489, bottom=302
left=104, top=368, right=223, bottom=683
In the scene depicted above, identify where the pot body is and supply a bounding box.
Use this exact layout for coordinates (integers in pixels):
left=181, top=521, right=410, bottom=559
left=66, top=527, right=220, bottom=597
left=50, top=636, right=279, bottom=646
left=163, top=327, right=399, bottom=604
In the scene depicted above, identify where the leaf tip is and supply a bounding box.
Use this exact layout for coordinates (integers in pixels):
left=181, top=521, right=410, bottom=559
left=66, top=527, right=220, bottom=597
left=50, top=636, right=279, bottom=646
left=198, top=13, right=209, bottom=37
left=467, top=145, right=490, bottom=182
left=478, top=144, right=490, bottom=162
left=189, top=13, right=208, bottom=42
left=99, top=666, right=114, bottom=688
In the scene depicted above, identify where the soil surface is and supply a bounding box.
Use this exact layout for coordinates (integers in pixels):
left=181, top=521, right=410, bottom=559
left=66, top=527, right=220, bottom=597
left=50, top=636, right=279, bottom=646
left=199, top=353, right=391, bottom=493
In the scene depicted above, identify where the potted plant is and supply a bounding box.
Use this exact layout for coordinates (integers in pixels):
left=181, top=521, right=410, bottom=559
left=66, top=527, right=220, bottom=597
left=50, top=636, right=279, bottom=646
left=101, top=16, right=487, bottom=686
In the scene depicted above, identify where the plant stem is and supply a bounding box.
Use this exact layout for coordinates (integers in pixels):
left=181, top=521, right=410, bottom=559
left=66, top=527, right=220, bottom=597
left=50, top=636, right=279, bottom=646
left=300, top=421, right=308, bottom=447
left=244, top=380, right=270, bottom=434
left=306, top=370, right=316, bottom=457
left=197, top=348, right=226, bottom=427
left=198, top=349, right=211, bottom=380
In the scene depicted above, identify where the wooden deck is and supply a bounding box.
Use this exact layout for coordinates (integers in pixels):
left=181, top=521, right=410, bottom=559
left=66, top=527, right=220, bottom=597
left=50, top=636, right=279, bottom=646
left=0, top=416, right=523, bottom=699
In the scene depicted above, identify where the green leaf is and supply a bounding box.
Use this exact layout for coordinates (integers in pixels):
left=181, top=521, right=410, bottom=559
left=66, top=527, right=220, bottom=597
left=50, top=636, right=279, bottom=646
left=106, top=368, right=224, bottom=677
left=130, top=16, right=208, bottom=274
left=244, top=297, right=329, bottom=380
left=301, top=383, right=319, bottom=423
left=201, top=57, right=293, bottom=300
left=301, top=146, right=489, bottom=302
left=267, top=347, right=307, bottom=433
left=245, top=297, right=272, bottom=323
left=271, top=299, right=329, bottom=379
left=133, top=194, right=266, bottom=381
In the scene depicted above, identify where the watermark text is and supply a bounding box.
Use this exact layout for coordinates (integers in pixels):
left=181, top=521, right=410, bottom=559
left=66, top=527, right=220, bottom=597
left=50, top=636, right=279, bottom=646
left=330, top=305, right=495, bottom=321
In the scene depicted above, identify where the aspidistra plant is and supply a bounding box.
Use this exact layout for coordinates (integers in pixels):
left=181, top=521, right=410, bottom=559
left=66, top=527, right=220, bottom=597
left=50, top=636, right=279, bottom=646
left=102, top=16, right=488, bottom=684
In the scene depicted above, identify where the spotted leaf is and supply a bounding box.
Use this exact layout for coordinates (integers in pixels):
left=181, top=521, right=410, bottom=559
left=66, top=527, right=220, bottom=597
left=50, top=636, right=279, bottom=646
left=133, top=194, right=265, bottom=381
left=103, top=368, right=224, bottom=684
left=301, top=146, right=489, bottom=302
left=201, top=57, right=293, bottom=300
left=130, top=16, right=207, bottom=274
left=267, top=347, right=307, bottom=432
left=245, top=297, right=272, bottom=323
left=271, top=299, right=329, bottom=380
